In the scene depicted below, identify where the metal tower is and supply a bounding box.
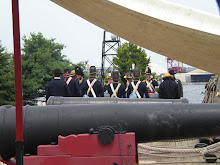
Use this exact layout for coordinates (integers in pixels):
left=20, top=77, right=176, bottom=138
left=101, top=31, right=121, bottom=82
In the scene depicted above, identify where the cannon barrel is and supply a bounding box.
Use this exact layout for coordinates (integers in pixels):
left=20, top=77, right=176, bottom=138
left=47, top=96, right=189, bottom=105
left=1, top=103, right=220, bottom=157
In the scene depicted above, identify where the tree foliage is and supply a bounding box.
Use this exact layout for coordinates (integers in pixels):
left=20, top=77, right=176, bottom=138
left=0, top=42, right=15, bottom=106
left=21, top=32, right=73, bottom=104
left=113, top=42, right=150, bottom=77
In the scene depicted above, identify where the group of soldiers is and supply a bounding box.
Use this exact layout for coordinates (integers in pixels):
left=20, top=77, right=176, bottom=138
left=104, top=67, right=151, bottom=98
left=46, top=65, right=183, bottom=102
left=46, top=66, right=86, bottom=101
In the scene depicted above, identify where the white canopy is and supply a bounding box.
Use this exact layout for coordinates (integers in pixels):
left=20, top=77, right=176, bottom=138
left=51, top=0, right=220, bottom=75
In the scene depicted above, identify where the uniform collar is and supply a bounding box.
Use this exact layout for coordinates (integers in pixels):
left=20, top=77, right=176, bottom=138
left=89, top=76, right=96, bottom=80
left=134, top=78, right=140, bottom=81
left=164, top=77, right=172, bottom=80
left=54, top=77, right=61, bottom=79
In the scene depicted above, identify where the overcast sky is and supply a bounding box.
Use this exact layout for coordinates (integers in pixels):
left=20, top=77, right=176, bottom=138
left=0, top=0, right=219, bottom=70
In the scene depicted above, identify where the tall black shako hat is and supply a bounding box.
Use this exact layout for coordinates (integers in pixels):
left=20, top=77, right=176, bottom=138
left=133, top=67, right=140, bottom=77
left=124, top=71, right=132, bottom=79
left=89, top=66, right=96, bottom=74
left=145, top=66, right=151, bottom=75
left=112, top=68, right=120, bottom=79
left=75, top=66, right=84, bottom=76
left=169, top=70, right=177, bottom=75
left=54, top=69, right=62, bottom=75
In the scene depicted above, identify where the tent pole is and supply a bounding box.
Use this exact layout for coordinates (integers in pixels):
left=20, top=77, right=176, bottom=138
left=12, top=0, right=24, bottom=164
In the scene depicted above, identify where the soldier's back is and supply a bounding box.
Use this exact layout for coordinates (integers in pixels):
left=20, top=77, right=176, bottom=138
left=159, top=78, right=180, bottom=99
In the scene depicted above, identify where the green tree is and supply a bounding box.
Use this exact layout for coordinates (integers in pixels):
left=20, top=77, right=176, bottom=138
left=21, top=32, right=73, bottom=104
left=113, top=42, right=150, bottom=78
left=0, top=42, right=15, bottom=105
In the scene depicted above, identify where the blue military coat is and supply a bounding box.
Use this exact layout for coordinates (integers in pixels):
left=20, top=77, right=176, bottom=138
left=46, top=77, right=71, bottom=101
left=127, top=78, right=149, bottom=98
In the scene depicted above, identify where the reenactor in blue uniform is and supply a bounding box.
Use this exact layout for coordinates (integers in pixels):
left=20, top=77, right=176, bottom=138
left=169, top=70, right=183, bottom=98
left=82, top=66, right=104, bottom=97
left=143, top=67, right=158, bottom=93
left=66, top=70, right=81, bottom=97
left=46, top=69, right=71, bottom=102
left=127, top=67, right=149, bottom=98
left=61, top=69, right=70, bottom=82
left=159, top=73, right=180, bottom=99
left=104, top=73, right=113, bottom=92
left=75, top=66, right=86, bottom=96
left=106, top=68, right=126, bottom=98
left=123, top=71, right=133, bottom=92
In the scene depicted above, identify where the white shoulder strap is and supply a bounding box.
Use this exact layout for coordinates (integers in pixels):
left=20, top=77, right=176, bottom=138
left=131, top=81, right=141, bottom=98
left=116, top=83, right=121, bottom=94
left=66, top=77, right=72, bottom=85
left=110, top=83, right=116, bottom=98
left=125, top=81, right=129, bottom=92
left=87, top=79, right=97, bottom=98
left=146, top=80, right=154, bottom=92
left=110, top=83, right=121, bottom=98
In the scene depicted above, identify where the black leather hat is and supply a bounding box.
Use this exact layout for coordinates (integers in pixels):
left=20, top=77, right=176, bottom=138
left=112, top=68, right=120, bottom=79
left=169, top=70, right=177, bottom=75
left=124, top=72, right=132, bottom=79
left=133, top=67, right=140, bottom=77
left=89, top=66, right=96, bottom=74
left=145, top=66, right=151, bottom=75
left=75, top=66, right=84, bottom=76
left=54, top=69, right=62, bottom=74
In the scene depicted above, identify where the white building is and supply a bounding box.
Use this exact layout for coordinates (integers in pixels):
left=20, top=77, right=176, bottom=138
left=175, top=69, right=214, bottom=83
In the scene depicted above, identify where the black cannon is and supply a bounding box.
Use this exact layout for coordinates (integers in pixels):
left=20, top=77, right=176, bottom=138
left=47, top=96, right=189, bottom=105
left=1, top=103, right=220, bottom=159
